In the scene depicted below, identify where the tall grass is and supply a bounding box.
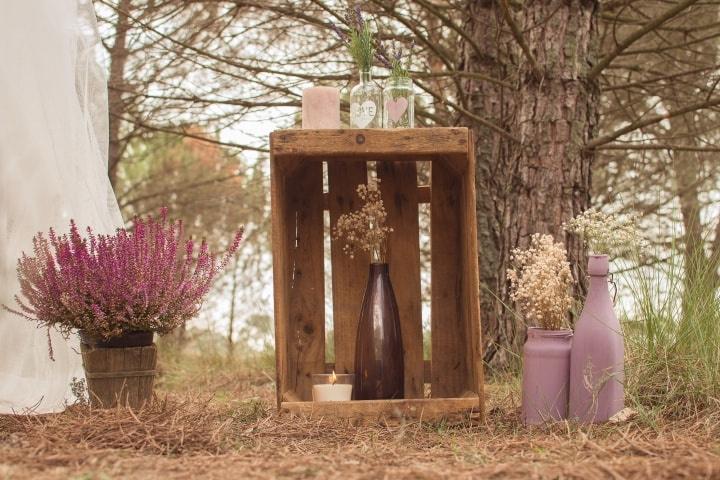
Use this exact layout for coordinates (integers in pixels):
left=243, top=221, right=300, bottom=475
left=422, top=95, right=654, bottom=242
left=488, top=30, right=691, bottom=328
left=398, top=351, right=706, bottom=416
left=156, top=328, right=275, bottom=402
left=619, top=246, right=720, bottom=419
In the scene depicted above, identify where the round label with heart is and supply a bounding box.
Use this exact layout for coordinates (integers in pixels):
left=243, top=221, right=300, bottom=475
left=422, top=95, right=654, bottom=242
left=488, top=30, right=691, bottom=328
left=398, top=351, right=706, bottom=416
left=351, top=100, right=377, bottom=128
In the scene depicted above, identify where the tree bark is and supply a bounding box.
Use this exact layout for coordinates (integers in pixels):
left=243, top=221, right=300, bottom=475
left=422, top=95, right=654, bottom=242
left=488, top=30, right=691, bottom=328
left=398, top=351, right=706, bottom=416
left=106, top=0, right=132, bottom=188
left=460, top=0, right=600, bottom=367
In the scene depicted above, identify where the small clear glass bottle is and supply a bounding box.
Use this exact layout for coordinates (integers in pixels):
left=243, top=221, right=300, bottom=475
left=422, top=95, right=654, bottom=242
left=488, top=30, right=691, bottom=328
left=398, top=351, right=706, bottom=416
left=349, top=69, right=382, bottom=128
left=382, top=77, right=414, bottom=128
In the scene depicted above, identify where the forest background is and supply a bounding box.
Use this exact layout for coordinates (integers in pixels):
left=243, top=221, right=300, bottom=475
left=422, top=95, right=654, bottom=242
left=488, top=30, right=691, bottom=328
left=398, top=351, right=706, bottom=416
left=96, top=0, right=720, bottom=370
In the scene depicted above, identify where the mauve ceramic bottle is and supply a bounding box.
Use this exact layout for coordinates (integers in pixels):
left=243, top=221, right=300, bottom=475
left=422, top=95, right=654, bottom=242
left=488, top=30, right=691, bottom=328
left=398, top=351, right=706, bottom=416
left=569, top=254, right=624, bottom=422
left=522, top=328, right=573, bottom=424
left=354, top=263, right=404, bottom=400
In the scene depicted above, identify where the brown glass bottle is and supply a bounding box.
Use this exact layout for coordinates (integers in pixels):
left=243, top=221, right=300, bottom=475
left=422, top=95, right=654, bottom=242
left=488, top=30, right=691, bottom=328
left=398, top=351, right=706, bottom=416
left=354, top=263, right=404, bottom=400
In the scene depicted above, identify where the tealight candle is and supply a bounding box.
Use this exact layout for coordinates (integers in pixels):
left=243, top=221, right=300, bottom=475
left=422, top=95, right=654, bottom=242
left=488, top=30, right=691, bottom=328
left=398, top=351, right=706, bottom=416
left=302, top=86, right=340, bottom=129
left=312, top=371, right=354, bottom=402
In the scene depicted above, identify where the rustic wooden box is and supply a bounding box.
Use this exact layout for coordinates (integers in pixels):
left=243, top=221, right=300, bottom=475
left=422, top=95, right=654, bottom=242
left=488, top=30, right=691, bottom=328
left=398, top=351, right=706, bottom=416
left=270, top=128, right=484, bottom=420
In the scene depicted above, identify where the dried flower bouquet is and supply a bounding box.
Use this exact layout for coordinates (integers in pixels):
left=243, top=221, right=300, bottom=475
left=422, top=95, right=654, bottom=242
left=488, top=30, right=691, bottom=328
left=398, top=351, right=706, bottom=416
left=507, top=234, right=574, bottom=330
left=6, top=209, right=242, bottom=351
left=564, top=208, right=647, bottom=256
left=333, top=180, right=393, bottom=263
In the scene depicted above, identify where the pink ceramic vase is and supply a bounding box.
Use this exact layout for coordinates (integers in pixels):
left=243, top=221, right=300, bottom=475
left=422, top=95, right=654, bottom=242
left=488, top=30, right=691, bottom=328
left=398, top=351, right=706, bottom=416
left=569, top=254, right=624, bottom=423
left=522, top=328, right=573, bottom=425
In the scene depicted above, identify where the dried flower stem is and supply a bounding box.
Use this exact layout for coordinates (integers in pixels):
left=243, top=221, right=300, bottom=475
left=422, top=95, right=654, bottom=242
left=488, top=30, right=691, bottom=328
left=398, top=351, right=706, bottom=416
left=333, top=180, right=392, bottom=263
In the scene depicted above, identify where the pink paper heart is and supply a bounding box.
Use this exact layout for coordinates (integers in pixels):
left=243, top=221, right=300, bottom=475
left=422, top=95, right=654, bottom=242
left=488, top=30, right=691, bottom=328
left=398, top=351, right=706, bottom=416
left=386, top=97, right=408, bottom=122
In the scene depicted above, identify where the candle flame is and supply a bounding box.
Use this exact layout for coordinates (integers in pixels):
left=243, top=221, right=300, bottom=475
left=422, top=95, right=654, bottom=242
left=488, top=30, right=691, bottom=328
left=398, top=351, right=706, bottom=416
left=331, top=370, right=337, bottom=385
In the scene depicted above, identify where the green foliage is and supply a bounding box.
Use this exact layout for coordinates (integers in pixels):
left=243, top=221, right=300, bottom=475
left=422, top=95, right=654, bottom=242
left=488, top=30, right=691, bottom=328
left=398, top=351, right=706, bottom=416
left=389, top=55, right=410, bottom=80
left=347, top=17, right=375, bottom=71
left=620, top=240, right=720, bottom=419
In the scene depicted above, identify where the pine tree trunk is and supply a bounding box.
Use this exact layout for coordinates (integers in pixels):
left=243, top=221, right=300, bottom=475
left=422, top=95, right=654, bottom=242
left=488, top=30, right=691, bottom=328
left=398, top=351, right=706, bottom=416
left=460, top=0, right=600, bottom=367
left=107, top=0, right=132, bottom=189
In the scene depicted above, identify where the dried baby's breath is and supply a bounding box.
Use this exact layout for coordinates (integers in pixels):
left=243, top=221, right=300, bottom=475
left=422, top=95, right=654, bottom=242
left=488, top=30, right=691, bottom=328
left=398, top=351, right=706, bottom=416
left=564, top=208, right=648, bottom=256
left=333, top=180, right=393, bottom=263
left=507, top=234, right=573, bottom=330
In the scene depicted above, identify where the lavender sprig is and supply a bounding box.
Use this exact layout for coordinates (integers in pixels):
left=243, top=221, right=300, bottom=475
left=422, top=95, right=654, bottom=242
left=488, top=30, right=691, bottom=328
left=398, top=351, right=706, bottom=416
left=330, top=6, right=376, bottom=72
left=377, top=40, right=414, bottom=80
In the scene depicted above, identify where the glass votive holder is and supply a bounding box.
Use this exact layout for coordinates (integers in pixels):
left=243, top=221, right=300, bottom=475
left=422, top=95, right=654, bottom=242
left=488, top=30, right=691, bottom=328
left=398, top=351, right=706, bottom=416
left=311, top=373, right=354, bottom=402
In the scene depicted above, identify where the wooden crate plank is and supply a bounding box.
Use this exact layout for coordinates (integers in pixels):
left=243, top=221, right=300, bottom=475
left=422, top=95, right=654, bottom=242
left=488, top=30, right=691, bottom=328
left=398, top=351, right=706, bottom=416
left=281, top=397, right=479, bottom=420
left=322, top=185, right=431, bottom=210
left=431, top=159, right=470, bottom=398
left=271, top=153, right=292, bottom=407
left=285, top=161, right=326, bottom=401
left=325, top=360, right=432, bottom=385
left=460, top=131, right=485, bottom=417
left=327, top=160, right=369, bottom=375
left=271, top=128, right=469, bottom=159
left=378, top=161, right=424, bottom=399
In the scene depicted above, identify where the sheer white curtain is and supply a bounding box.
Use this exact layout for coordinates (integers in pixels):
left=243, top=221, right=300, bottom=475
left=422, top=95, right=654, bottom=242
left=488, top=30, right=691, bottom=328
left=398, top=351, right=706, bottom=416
left=0, top=0, right=123, bottom=413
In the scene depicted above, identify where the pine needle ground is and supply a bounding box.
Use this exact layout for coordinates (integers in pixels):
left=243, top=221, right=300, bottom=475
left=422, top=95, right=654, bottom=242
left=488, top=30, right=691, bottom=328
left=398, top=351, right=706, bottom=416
left=1, top=369, right=719, bottom=479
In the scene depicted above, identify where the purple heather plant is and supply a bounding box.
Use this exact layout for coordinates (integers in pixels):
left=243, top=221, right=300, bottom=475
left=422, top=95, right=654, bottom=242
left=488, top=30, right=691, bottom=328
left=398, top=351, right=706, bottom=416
left=5, top=209, right=243, bottom=355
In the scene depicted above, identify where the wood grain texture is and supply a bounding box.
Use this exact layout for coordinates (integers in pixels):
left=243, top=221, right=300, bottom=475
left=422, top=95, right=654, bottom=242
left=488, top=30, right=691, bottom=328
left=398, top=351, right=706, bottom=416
left=378, top=161, right=424, bottom=399
left=323, top=185, right=431, bottom=210
left=431, top=158, right=470, bottom=398
left=325, top=360, right=432, bottom=385
left=461, top=131, right=485, bottom=418
left=270, top=150, right=291, bottom=408
left=327, top=160, right=369, bottom=375
left=271, top=128, right=469, bottom=160
left=285, top=161, right=326, bottom=401
left=281, top=397, right=479, bottom=420
left=81, top=344, right=157, bottom=409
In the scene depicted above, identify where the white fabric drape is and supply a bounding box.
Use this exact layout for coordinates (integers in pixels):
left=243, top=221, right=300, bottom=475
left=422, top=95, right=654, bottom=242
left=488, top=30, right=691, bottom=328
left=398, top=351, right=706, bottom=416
left=0, top=0, right=123, bottom=413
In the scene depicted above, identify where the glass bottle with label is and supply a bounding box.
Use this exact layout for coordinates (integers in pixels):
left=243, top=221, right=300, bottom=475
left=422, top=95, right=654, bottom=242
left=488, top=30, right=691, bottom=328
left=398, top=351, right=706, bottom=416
left=350, top=69, right=382, bottom=128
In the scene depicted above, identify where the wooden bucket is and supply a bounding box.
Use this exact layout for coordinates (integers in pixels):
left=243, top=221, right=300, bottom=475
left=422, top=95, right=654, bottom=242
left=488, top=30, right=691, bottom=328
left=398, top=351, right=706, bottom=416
left=80, top=343, right=157, bottom=409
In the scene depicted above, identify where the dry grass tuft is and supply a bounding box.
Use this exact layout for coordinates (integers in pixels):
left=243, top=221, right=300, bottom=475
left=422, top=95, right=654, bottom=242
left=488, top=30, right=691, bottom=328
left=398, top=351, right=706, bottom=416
left=0, top=395, right=268, bottom=457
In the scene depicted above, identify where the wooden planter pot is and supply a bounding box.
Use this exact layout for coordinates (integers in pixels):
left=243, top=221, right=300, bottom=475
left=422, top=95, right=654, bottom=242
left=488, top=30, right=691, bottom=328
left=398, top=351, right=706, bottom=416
left=270, top=127, right=484, bottom=420
left=80, top=332, right=157, bottom=409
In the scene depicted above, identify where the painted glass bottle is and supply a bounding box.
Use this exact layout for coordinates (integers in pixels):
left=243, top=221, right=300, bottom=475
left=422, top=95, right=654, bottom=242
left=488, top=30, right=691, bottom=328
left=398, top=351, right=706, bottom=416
left=569, top=254, right=624, bottom=422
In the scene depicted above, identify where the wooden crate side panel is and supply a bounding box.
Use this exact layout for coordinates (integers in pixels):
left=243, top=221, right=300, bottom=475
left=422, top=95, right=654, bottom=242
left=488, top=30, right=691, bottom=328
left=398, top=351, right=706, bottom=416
left=430, top=159, right=471, bottom=397
left=460, top=131, right=485, bottom=415
left=327, top=160, right=369, bottom=374
left=378, top=161, right=424, bottom=399
left=271, top=154, right=291, bottom=407
left=284, top=161, right=326, bottom=401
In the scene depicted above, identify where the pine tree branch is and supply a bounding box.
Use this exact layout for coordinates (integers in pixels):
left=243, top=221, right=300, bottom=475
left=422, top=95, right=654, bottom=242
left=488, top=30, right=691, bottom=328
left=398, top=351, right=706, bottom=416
left=586, top=96, right=720, bottom=148
left=589, top=0, right=700, bottom=79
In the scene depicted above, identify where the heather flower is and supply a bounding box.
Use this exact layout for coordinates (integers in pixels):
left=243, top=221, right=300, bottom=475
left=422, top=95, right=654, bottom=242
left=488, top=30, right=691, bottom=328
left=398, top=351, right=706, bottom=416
left=333, top=180, right=393, bottom=263
left=507, top=234, right=574, bottom=330
left=5, top=209, right=243, bottom=355
left=564, top=208, right=648, bottom=256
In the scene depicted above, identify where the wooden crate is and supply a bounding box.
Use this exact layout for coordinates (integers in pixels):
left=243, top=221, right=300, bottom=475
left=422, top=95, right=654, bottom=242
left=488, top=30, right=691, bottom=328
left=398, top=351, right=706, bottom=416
left=270, top=128, right=484, bottom=420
